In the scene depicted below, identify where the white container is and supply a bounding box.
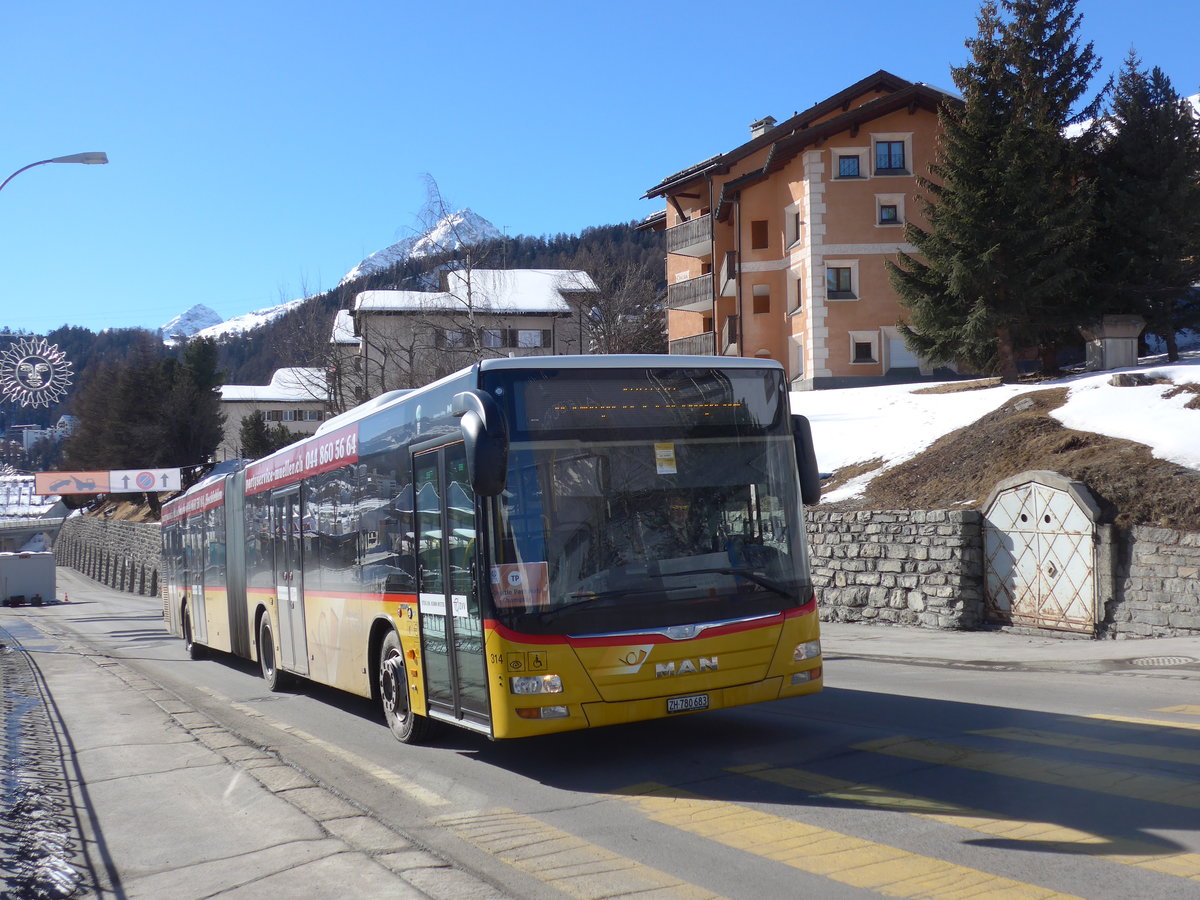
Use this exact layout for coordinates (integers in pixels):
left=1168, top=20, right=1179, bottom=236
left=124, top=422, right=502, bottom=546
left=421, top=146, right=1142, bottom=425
left=0, top=551, right=57, bottom=606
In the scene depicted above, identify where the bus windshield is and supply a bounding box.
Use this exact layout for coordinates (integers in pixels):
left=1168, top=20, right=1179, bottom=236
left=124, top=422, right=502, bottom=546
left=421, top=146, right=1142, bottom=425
left=483, top=367, right=810, bottom=635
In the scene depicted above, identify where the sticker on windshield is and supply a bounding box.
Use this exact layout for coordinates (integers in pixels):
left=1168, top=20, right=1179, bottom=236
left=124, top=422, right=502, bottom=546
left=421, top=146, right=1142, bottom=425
left=490, top=562, right=549, bottom=610
left=654, top=442, right=677, bottom=475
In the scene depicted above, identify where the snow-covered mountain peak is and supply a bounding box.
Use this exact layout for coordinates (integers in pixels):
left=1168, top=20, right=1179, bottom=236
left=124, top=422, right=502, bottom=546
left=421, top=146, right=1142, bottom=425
left=339, top=209, right=503, bottom=285
left=160, top=304, right=223, bottom=344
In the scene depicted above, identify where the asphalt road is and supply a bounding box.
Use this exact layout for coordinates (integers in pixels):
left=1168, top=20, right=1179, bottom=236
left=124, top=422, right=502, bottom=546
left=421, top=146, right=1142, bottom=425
left=23, top=575, right=1200, bottom=900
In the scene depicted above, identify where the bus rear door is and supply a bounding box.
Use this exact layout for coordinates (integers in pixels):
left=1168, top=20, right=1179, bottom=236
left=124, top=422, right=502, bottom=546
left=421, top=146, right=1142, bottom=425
left=413, top=441, right=490, bottom=733
left=185, top=515, right=208, bottom=644
left=271, top=487, right=310, bottom=677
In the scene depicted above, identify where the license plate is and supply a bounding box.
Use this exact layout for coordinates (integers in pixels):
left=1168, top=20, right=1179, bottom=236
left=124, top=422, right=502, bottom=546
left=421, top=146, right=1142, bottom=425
left=667, top=693, right=709, bottom=714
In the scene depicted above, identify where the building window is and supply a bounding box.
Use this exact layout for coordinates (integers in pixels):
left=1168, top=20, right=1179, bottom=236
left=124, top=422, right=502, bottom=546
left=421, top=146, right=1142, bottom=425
left=517, top=329, right=549, bottom=349
left=879, top=204, right=899, bottom=224
left=838, top=155, right=861, bottom=177
left=482, top=328, right=504, bottom=349
left=874, top=139, right=907, bottom=174
left=265, top=410, right=282, bottom=422
left=751, top=220, right=769, bottom=250
left=827, top=266, right=855, bottom=299
left=849, top=330, right=879, bottom=364
left=441, top=329, right=466, bottom=348
left=282, top=410, right=297, bottom=422
left=793, top=276, right=804, bottom=313
left=752, top=285, right=770, bottom=314
left=303, top=410, right=323, bottom=421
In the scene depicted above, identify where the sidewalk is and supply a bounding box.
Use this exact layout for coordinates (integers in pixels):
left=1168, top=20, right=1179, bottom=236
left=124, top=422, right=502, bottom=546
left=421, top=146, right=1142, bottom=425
left=0, top=613, right=505, bottom=900
left=820, top=620, right=1200, bottom=678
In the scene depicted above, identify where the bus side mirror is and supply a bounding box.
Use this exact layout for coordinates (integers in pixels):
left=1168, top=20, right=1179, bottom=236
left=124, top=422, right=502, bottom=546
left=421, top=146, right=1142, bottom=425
left=453, top=390, right=509, bottom=497
left=792, top=414, right=821, bottom=506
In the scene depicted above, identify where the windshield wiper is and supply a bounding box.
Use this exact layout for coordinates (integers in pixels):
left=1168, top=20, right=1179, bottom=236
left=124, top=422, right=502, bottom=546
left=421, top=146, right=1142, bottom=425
left=534, top=586, right=690, bottom=622
left=658, top=566, right=793, bottom=599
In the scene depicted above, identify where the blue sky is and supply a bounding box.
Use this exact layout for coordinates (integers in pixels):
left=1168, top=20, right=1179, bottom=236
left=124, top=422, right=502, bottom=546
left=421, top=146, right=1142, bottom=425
left=2, top=0, right=1196, bottom=336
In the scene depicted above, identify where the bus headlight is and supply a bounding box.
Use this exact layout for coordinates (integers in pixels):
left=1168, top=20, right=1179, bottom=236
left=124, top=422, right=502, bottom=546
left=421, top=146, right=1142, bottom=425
left=510, top=674, right=563, bottom=695
left=793, top=640, right=821, bottom=662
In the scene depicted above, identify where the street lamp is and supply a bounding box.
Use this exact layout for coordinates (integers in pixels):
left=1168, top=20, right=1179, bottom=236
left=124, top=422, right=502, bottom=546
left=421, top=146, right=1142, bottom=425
left=0, top=152, right=109, bottom=195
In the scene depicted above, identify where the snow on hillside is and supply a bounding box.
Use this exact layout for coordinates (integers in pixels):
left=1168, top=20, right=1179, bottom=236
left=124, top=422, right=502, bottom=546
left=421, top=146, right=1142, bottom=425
left=796, top=348, right=1200, bottom=504
left=339, top=209, right=502, bottom=285
left=192, top=297, right=307, bottom=341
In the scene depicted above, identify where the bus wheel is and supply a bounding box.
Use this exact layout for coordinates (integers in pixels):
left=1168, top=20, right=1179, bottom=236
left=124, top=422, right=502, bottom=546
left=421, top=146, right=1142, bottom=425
left=379, top=631, right=429, bottom=744
left=259, top=618, right=290, bottom=691
left=182, top=606, right=206, bottom=660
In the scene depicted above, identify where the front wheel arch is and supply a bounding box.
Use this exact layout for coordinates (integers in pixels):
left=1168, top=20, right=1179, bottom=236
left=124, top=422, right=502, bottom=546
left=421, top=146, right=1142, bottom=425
left=378, top=629, right=431, bottom=744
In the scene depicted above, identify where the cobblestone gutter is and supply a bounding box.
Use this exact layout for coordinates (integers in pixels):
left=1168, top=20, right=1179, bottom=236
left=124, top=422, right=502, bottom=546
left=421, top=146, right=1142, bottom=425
left=0, top=627, right=94, bottom=899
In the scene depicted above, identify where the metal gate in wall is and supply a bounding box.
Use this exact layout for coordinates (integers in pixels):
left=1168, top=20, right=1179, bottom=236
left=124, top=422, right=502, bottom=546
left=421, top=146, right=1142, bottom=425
left=982, top=471, right=1101, bottom=634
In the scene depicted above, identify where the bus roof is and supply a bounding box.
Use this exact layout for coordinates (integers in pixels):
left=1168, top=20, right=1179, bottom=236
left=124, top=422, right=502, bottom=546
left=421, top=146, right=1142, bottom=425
left=476, top=354, right=784, bottom=373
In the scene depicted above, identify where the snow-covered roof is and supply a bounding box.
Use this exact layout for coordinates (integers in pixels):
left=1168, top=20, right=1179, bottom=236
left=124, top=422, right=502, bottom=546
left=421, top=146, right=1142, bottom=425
left=0, top=475, right=61, bottom=517
left=220, top=367, right=328, bottom=403
left=355, top=269, right=597, bottom=316
left=330, top=309, right=360, bottom=345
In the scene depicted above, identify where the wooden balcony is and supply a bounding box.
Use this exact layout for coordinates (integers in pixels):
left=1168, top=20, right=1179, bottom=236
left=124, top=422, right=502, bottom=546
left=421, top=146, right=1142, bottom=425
left=721, top=315, right=738, bottom=354
left=665, top=214, right=712, bottom=258
left=669, top=332, right=715, bottom=356
left=667, top=273, right=713, bottom=311
left=718, top=250, right=738, bottom=298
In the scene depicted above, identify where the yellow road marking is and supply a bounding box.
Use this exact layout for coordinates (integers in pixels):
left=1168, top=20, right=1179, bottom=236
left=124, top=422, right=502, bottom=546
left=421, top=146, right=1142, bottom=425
left=1083, top=713, right=1200, bottom=733
left=1156, top=706, right=1200, bottom=717
left=857, top=736, right=1200, bottom=809
left=618, top=783, right=1083, bottom=899
left=973, top=727, right=1200, bottom=766
left=439, top=809, right=722, bottom=899
left=732, top=764, right=1200, bottom=882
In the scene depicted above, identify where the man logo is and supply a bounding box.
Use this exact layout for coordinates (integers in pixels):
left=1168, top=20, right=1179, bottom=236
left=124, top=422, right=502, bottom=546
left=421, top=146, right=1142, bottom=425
left=655, top=657, right=719, bottom=677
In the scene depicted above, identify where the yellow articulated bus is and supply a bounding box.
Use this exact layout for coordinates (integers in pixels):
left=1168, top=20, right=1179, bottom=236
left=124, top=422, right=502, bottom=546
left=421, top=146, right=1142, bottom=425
left=162, top=355, right=823, bottom=742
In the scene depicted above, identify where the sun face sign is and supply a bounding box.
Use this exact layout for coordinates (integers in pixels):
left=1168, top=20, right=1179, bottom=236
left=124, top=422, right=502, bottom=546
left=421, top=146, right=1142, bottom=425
left=0, top=337, right=74, bottom=408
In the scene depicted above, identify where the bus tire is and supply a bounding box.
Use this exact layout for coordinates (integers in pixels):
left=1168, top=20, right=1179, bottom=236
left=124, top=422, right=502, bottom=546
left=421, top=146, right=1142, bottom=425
left=259, top=618, right=290, bottom=691
left=182, top=605, right=207, bottom=660
left=379, top=630, right=430, bottom=744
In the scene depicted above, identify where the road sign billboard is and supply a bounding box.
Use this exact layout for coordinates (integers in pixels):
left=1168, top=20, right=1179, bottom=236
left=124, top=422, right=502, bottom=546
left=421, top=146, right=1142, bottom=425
left=34, top=471, right=110, bottom=495
left=110, top=468, right=183, bottom=492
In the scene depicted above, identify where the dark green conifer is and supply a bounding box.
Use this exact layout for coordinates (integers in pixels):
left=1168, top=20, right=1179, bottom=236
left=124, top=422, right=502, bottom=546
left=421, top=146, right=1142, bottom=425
left=1089, top=54, right=1200, bottom=360
left=889, top=0, right=1100, bottom=379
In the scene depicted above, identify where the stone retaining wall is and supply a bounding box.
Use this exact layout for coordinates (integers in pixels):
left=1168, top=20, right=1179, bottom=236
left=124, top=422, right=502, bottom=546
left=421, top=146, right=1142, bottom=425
left=1108, top=525, right=1200, bottom=637
left=54, top=516, right=161, bottom=598
left=807, top=508, right=1200, bottom=637
left=807, top=509, right=985, bottom=629
left=49, top=507, right=1200, bottom=638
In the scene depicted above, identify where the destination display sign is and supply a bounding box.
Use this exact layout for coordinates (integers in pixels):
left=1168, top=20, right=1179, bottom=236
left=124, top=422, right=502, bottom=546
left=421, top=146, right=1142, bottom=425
left=161, top=483, right=225, bottom=525
left=244, top=424, right=359, bottom=495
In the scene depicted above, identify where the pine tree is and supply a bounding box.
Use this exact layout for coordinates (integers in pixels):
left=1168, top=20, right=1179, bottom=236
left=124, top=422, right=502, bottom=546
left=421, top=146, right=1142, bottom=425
left=238, top=411, right=273, bottom=459
left=1089, top=54, right=1200, bottom=360
left=889, top=0, right=1100, bottom=379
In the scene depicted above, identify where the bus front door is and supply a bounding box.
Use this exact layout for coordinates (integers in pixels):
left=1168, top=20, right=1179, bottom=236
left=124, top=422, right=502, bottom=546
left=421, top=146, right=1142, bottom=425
left=271, top=488, right=309, bottom=676
left=414, top=442, right=490, bottom=733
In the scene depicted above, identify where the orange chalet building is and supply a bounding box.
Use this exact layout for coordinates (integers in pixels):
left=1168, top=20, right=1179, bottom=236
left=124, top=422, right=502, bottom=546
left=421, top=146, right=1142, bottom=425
left=642, top=71, right=959, bottom=389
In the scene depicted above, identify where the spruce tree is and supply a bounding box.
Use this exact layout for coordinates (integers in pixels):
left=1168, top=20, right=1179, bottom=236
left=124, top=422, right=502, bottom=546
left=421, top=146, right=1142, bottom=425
left=889, top=0, right=1100, bottom=379
left=1089, top=54, right=1200, bottom=360
left=239, top=411, right=272, bottom=459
